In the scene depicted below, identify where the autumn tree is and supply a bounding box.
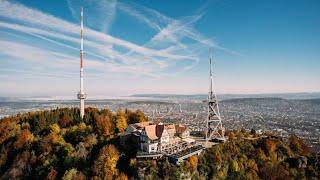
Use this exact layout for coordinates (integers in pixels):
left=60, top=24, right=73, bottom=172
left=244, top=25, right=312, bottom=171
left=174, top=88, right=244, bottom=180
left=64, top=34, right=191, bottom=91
left=116, top=110, right=128, bottom=134
left=93, top=114, right=113, bottom=137
left=59, top=113, right=72, bottom=128
left=93, top=144, right=120, bottom=179
left=230, top=160, right=240, bottom=172
left=74, top=142, right=88, bottom=160
left=1, top=108, right=318, bottom=179
left=0, top=151, right=36, bottom=179
left=0, top=117, right=20, bottom=144
left=117, top=172, right=128, bottom=180
left=188, top=156, right=198, bottom=172
left=264, top=139, right=277, bottom=155
left=83, top=134, right=97, bottom=149
left=13, top=129, right=34, bottom=149
left=127, top=109, right=148, bottom=124
left=289, top=134, right=310, bottom=156
left=228, top=131, right=236, bottom=140
left=46, top=168, right=58, bottom=180
left=62, top=168, right=86, bottom=180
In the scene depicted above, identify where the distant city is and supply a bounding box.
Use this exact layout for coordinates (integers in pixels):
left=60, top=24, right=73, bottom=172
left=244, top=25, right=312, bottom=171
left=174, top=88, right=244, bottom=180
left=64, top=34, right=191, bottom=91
left=1, top=92, right=319, bottom=151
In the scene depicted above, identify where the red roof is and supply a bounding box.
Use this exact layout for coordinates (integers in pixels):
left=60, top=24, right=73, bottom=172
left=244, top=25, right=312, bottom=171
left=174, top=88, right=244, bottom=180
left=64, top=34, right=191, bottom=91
left=145, top=125, right=158, bottom=140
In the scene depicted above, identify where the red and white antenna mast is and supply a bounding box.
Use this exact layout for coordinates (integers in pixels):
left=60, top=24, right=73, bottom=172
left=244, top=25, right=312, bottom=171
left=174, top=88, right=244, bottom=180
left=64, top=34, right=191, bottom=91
left=77, top=7, right=86, bottom=119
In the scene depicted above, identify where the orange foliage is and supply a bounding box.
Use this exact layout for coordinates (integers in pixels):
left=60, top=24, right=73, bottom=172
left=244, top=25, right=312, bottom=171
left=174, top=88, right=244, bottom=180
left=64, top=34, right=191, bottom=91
left=47, top=168, right=57, bottom=180
left=188, top=156, right=198, bottom=171
left=117, top=172, right=128, bottom=180
left=59, top=114, right=72, bottom=127
left=13, top=129, right=34, bottom=149
left=264, top=130, right=273, bottom=136
left=94, top=115, right=113, bottom=137
left=228, top=132, right=236, bottom=140
left=289, top=135, right=310, bottom=156
left=247, top=159, right=258, bottom=172
left=40, top=135, right=53, bottom=154
left=0, top=147, right=9, bottom=167
left=73, top=171, right=86, bottom=180
left=0, top=117, right=19, bottom=144
left=265, top=140, right=277, bottom=154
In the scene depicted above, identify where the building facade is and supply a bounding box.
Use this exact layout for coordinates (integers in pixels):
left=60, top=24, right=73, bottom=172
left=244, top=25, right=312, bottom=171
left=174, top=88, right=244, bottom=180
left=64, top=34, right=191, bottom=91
left=125, top=121, right=195, bottom=154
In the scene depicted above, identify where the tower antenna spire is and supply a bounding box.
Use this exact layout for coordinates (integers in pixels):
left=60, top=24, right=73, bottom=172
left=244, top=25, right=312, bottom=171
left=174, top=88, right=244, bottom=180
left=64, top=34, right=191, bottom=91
left=205, top=48, right=225, bottom=144
left=77, top=7, right=86, bottom=119
left=209, top=48, right=213, bottom=97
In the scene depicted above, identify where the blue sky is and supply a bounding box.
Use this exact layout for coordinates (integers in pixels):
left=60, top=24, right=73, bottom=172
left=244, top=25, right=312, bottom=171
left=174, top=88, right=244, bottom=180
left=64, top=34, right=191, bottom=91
left=0, top=0, right=319, bottom=97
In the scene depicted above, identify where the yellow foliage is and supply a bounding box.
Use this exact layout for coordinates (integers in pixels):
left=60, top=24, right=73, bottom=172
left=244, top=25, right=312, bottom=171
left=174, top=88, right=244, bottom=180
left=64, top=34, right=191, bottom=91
left=84, top=134, right=98, bottom=148
left=78, top=122, right=88, bottom=131
left=245, top=169, right=259, bottom=180
left=62, top=168, right=78, bottom=180
left=130, top=158, right=136, bottom=167
left=247, top=159, right=258, bottom=172
left=50, top=123, right=61, bottom=134
left=216, top=166, right=228, bottom=179
left=49, top=131, right=74, bottom=154
left=65, top=143, right=75, bottom=154
left=43, top=159, right=50, bottom=167
left=116, top=110, right=128, bottom=133
left=135, top=110, right=148, bottom=122
left=230, top=160, right=240, bottom=172
left=257, top=148, right=267, bottom=161
left=62, top=168, right=85, bottom=180
left=93, top=144, right=120, bottom=179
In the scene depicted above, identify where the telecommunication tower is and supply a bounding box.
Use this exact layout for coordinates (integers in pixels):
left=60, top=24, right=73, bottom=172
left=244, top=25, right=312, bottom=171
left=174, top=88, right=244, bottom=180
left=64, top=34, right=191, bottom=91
left=77, top=7, right=87, bottom=119
left=205, top=49, right=225, bottom=143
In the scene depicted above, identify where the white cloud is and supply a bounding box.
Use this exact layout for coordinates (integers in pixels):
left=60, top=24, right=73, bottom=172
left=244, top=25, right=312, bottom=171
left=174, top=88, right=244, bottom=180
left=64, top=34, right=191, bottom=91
left=0, top=0, right=240, bottom=95
left=0, top=1, right=193, bottom=63
left=67, top=0, right=117, bottom=33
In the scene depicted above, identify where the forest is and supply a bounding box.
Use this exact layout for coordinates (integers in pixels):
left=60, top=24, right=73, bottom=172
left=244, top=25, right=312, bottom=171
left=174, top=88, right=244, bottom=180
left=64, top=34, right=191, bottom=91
left=0, top=108, right=319, bottom=179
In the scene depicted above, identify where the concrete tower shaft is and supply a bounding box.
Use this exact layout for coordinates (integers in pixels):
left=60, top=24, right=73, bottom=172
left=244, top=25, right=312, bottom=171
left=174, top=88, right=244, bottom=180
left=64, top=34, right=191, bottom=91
left=77, top=7, right=86, bottom=119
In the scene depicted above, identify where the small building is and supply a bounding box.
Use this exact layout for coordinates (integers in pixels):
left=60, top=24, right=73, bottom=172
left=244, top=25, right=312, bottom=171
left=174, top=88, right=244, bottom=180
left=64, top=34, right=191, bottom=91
left=140, top=124, right=158, bottom=153
left=125, top=121, right=203, bottom=163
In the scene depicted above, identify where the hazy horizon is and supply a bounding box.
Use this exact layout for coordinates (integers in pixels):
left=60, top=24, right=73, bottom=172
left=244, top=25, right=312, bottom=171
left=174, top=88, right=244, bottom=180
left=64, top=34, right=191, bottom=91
left=1, top=92, right=320, bottom=101
left=1, top=0, right=319, bottom=96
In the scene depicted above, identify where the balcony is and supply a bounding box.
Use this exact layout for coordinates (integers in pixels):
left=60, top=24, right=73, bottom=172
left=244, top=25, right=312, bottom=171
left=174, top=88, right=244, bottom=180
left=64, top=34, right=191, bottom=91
left=77, top=93, right=87, bottom=99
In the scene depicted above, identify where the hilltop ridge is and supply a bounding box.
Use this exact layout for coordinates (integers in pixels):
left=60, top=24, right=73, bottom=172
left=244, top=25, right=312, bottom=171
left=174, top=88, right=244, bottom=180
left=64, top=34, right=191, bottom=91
left=0, top=108, right=319, bottom=179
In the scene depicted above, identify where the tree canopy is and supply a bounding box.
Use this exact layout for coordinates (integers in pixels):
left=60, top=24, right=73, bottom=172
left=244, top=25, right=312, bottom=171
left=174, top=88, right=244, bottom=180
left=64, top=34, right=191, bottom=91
left=0, top=108, right=318, bottom=179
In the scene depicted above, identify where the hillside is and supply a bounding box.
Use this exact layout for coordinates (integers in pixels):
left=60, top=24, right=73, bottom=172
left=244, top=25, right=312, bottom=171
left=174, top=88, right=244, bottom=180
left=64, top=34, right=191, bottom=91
left=0, top=108, right=319, bottom=179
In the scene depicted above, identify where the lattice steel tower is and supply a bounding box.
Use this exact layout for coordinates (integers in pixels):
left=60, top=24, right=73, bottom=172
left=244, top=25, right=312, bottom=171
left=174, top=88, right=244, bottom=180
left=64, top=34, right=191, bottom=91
left=205, top=49, right=225, bottom=143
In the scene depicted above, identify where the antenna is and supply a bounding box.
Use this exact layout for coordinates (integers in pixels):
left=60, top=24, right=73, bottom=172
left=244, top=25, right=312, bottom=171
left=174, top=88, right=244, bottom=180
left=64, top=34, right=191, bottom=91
left=77, top=7, right=87, bottom=119
left=205, top=48, right=225, bottom=144
left=209, top=48, right=213, bottom=98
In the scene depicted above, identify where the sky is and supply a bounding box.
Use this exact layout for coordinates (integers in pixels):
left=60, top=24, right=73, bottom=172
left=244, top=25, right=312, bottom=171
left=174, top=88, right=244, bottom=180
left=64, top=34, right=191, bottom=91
left=0, top=0, right=319, bottom=97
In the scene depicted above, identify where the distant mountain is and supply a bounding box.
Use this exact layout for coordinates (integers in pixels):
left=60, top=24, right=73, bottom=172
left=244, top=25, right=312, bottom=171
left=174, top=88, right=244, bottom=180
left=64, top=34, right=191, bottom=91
left=300, top=98, right=320, bottom=105
left=221, top=97, right=285, bottom=103
left=131, top=92, right=320, bottom=100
